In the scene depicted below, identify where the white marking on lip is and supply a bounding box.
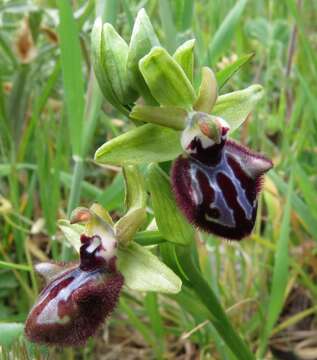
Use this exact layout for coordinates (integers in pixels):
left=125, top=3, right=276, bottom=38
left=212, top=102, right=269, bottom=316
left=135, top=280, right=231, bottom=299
left=224, top=155, right=253, bottom=220
left=36, top=270, right=102, bottom=325
left=86, top=236, right=101, bottom=253
left=92, top=226, right=117, bottom=262
left=190, top=167, right=203, bottom=205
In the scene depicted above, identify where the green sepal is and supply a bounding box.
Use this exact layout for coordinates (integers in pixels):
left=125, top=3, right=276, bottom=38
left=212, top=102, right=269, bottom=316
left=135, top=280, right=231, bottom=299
left=89, top=203, right=114, bottom=226
left=173, top=39, right=195, bottom=83
left=194, top=67, right=218, bottom=113
left=118, top=242, right=182, bottom=293
left=94, top=124, right=182, bottom=165
left=147, top=163, right=194, bottom=245
left=127, top=8, right=160, bottom=105
left=130, top=105, right=188, bottom=130
left=114, top=165, right=147, bottom=243
left=139, top=47, right=196, bottom=109
left=213, top=84, right=264, bottom=132
left=69, top=204, right=114, bottom=238
left=58, top=219, right=82, bottom=252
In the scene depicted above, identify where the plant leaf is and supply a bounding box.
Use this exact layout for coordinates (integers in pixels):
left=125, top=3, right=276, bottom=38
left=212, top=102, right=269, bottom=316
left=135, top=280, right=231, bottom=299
left=216, top=53, right=255, bottom=89
left=118, top=242, right=182, bottom=293
left=57, top=0, right=85, bottom=156
left=258, top=173, right=293, bottom=357
left=269, top=171, right=317, bottom=241
left=94, top=124, right=181, bottom=165
left=205, top=0, right=248, bottom=66
left=147, top=163, right=194, bottom=245
left=213, top=84, right=264, bottom=132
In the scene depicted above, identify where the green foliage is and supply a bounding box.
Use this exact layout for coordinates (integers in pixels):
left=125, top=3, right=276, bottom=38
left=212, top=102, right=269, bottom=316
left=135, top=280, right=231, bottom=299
left=0, top=323, right=24, bottom=346
left=258, top=173, right=293, bottom=356
left=57, top=0, right=85, bottom=157
left=206, top=0, right=248, bottom=65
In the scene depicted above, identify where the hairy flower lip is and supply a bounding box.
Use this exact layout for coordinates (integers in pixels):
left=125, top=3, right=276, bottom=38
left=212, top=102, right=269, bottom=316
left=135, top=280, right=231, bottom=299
left=172, top=123, right=273, bottom=240
left=25, top=266, right=124, bottom=346
left=25, top=218, right=124, bottom=346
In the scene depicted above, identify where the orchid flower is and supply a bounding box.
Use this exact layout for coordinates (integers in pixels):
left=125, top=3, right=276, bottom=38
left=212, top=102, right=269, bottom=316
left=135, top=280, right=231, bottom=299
left=25, top=168, right=181, bottom=346
left=172, top=112, right=272, bottom=240
left=25, top=206, right=123, bottom=346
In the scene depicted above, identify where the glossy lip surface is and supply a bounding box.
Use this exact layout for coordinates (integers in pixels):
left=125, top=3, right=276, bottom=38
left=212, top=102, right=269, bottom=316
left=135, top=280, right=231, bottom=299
left=25, top=233, right=124, bottom=346
left=172, top=133, right=272, bottom=240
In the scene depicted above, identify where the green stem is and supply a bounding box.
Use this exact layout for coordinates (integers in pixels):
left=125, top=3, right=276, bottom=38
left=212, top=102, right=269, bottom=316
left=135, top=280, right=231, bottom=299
left=177, top=249, right=255, bottom=360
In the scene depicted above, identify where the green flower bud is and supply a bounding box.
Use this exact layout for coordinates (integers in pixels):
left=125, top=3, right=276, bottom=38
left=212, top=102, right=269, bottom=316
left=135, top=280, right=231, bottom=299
left=139, top=47, right=196, bottom=109
left=126, top=8, right=160, bottom=105
left=91, top=18, right=137, bottom=113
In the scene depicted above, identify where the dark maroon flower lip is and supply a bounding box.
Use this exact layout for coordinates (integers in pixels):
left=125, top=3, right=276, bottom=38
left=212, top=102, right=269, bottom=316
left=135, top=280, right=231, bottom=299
left=172, top=121, right=273, bottom=240
left=25, top=233, right=124, bottom=346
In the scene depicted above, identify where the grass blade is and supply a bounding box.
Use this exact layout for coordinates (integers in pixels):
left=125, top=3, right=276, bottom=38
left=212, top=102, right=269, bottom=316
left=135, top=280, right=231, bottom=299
left=144, top=293, right=165, bottom=358
left=0, top=323, right=24, bottom=346
left=57, top=0, right=85, bottom=157
left=258, top=172, right=293, bottom=357
left=159, top=0, right=177, bottom=53
left=0, top=261, right=31, bottom=272
left=269, top=171, right=317, bottom=241
left=216, top=53, right=254, bottom=89
left=205, top=0, right=248, bottom=66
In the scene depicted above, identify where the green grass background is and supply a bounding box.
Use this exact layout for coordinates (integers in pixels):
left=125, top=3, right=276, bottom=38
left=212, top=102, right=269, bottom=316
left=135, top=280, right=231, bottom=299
left=0, top=0, right=316, bottom=359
